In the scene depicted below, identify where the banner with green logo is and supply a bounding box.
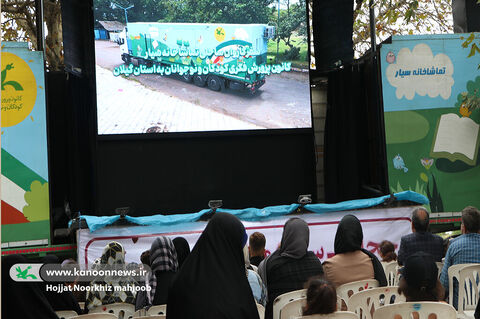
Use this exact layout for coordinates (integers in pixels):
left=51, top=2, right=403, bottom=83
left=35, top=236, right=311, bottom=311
left=1, top=42, right=51, bottom=246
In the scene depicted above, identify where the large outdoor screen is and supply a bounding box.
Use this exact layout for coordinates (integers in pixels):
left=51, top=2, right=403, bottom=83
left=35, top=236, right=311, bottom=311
left=94, top=0, right=312, bottom=134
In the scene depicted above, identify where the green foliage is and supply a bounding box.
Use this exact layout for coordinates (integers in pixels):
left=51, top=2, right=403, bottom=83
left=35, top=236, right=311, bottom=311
left=23, top=181, right=50, bottom=222
left=271, top=0, right=307, bottom=57
left=160, top=0, right=273, bottom=24
left=455, top=76, right=480, bottom=113
left=426, top=174, right=444, bottom=212
left=94, top=0, right=168, bottom=23
left=460, top=33, right=480, bottom=69
left=390, top=180, right=431, bottom=212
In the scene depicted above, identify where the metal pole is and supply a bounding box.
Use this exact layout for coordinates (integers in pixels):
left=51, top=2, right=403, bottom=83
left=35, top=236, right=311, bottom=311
left=124, top=8, right=128, bottom=24
left=276, top=0, right=280, bottom=62
left=34, top=0, right=45, bottom=52
left=369, top=0, right=376, bottom=53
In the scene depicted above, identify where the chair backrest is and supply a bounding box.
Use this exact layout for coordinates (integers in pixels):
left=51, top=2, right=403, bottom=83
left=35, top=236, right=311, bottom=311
left=382, top=262, right=399, bottom=286
left=133, top=308, right=147, bottom=317
left=336, top=280, right=379, bottom=310
left=435, top=262, right=443, bottom=277
left=280, top=298, right=305, bottom=319
left=147, top=304, right=167, bottom=316
left=257, top=303, right=265, bottom=319
left=447, top=263, right=474, bottom=307
left=372, top=302, right=457, bottom=319
left=295, top=311, right=359, bottom=319
left=347, top=287, right=406, bottom=319
left=457, top=263, right=480, bottom=316
left=89, top=303, right=135, bottom=319
left=273, top=289, right=307, bottom=319
left=134, top=316, right=165, bottom=319
left=71, top=314, right=118, bottom=319
left=56, top=310, right=79, bottom=319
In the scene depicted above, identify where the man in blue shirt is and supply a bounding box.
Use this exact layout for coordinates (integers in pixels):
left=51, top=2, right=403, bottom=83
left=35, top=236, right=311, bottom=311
left=440, top=206, right=480, bottom=309
left=397, top=207, right=444, bottom=266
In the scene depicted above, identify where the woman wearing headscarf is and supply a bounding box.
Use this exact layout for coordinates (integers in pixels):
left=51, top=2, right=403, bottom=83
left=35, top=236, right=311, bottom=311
left=2, top=254, right=59, bottom=319
left=172, top=237, right=190, bottom=268
left=167, top=212, right=259, bottom=319
left=149, top=236, right=179, bottom=305
left=323, top=214, right=387, bottom=288
left=40, top=255, right=83, bottom=315
left=259, top=217, right=323, bottom=319
left=85, top=241, right=138, bottom=311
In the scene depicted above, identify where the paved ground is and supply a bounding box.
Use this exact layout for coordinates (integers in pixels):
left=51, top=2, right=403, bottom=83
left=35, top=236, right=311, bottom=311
left=95, top=40, right=312, bottom=132
left=96, top=66, right=262, bottom=134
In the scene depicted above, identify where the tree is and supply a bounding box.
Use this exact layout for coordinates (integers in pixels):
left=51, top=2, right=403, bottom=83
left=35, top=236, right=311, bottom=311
left=161, top=0, right=273, bottom=24
left=353, top=0, right=453, bottom=57
left=2, top=0, right=63, bottom=71
left=273, top=0, right=307, bottom=60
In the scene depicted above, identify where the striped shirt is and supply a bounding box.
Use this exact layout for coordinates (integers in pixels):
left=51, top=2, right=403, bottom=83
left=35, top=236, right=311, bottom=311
left=439, top=233, right=480, bottom=309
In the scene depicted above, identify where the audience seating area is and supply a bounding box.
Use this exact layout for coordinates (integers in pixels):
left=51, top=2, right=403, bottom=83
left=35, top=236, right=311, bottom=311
left=456, top=264, right=480, bottom=319
left=297, top=313, right=359, bottom=319
left=337, top=280, right=379, bottom=310
left=372, top=302, right=457, bottom=319
left=347, top=287, right=406, bottom=319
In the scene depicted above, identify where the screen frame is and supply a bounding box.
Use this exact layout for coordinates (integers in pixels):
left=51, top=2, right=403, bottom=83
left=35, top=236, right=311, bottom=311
left=92, top=0, right=315, bottom=139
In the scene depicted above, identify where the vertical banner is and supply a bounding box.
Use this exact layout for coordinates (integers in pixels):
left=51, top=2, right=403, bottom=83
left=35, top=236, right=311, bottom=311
left=1, top=42, right=51, bottom=247
left=380, top=34, right=480, bottom=212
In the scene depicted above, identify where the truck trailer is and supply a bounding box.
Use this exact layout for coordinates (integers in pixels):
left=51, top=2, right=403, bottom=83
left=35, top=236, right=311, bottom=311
left=118, top=22, right=275, bottom=93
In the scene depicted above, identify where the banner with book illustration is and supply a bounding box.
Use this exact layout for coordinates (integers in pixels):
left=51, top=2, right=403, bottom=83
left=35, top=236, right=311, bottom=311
left=380, top=34, right=480, bottom=212
left=1, top=42, right=51, bottom=247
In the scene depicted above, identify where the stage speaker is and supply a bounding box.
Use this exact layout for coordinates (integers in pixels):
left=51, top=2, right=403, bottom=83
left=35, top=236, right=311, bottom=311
left=452, top=0, right=480, bottom=33
left=312, top=0, right=354, bottom=73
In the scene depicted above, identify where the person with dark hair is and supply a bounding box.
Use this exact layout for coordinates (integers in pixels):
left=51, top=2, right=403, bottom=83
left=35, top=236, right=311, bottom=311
left=302, top=278, right=337, bottom=316
left=440, top=206, right=480, bottom=309
left=323, top=215, right=387, bottom=288
left=136, top=250, right=153, bottom=311
left=166, top=213, right=259, bottom=319
left=379, top=240, right=397, bottom=263
left=258, top=218, right=323, bottom=319
left=398, top=252, right=445, bottom=301
left=397, top=207, right=444, bottom=265
left=2, top=254, right=59, bottom=319
left=396, top=252, right=445, bottom=319
left=172, top=237, right=190, bottom=268
left=150, top=236, right=179, bottom=306
left=249, top=232, right=266, bottom=267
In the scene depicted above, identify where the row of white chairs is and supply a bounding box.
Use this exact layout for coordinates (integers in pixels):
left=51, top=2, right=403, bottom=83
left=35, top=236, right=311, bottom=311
left=381, top=261, right=444, bottom=287
left=57, top=304, right=166, bottom=319
left=273, top=279, right=460, bottom=319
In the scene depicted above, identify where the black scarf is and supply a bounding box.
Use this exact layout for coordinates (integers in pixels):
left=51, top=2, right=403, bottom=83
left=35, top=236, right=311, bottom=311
left=2, top=254, right=59, bottom=319
left=172, top=237, right=190, bottom=268
left=334, top=214, right=387, bottom=286
left=166, top=212, right=259, bottom=319
left=41, top=255, right=82, bottom=314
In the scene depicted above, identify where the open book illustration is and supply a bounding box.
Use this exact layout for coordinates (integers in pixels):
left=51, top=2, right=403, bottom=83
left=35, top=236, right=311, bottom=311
left=431, top=113, right=480, bottom=166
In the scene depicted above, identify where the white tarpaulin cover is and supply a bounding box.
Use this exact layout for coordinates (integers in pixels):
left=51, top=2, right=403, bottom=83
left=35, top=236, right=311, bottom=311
left=77, top=206, right=415, bottom=269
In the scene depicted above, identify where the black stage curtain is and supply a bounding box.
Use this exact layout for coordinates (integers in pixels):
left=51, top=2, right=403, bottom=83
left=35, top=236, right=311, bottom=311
left=324, top=56, right=388, bottom=203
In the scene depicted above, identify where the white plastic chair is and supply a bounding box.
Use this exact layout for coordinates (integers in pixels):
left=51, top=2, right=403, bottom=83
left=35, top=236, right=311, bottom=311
left=372, top=302, right=457, bottom=319
left=346, top=286, right=406, bottom=319
left=134, top=316, right=165, bottom=319
left=147, top=304, right=167, bottom=316
left=280, top=298, right=306, bottom=319
left=56, top=310, right=79, bottom=319
left=133, top=308, right=147, bottom=317
left=257, top=303, right=265, bottom=319
left=273, top=289, right=307, bottom=319
left=336, top=280, right=379, bottom=311
left=435, top=262, right=443, bottom=277
left=296, top=312, right=359, bottom=319
left=447, top=263, right=472, bottom=306
left=89, top=303, right=135, bottom=319
left=382, top=262, right=400, bottom=286
left=71, top=315, right=118, bottom=319
left=457, top=264, right=480, bottom=319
